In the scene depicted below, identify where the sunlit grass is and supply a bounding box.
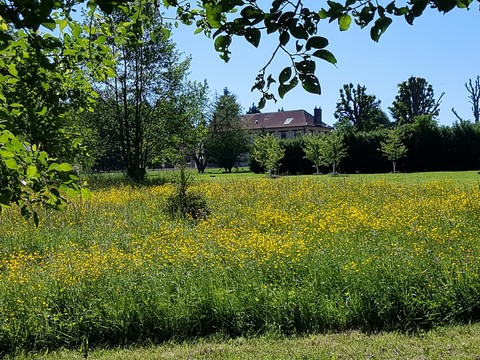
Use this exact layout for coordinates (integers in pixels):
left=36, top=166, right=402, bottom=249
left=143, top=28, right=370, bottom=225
left=1, top=171, right=480, bottom=354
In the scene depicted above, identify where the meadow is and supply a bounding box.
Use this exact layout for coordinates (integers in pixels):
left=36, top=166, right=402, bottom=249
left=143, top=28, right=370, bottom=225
left=1, top=171, right=480, bottom=355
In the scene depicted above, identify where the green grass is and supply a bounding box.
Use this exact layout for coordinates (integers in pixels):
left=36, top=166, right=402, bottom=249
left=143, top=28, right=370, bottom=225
left=2, top=171, right=480, bottom=356
left=10, top=322, right=480, bottom=359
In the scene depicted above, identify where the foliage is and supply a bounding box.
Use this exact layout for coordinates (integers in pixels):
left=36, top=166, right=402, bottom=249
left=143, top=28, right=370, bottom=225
left=0, top=130, right=86, bottom=226
left=87, top=8, right=208, bottom=181
left=252, top=133, right=285, bottom=176
left=390, top=77, right=444, bottom=124
left=160, top=0, right=472, bottom=108
left=0, top=16, right=109, bottom=218
left=0, top=0, right=473, bottom=111
left=334, top=83, right=390, bottom=131
left=247, top=103, right=261, bottom=114
left=379, top=127, right=407, bottom=172
left=302, top=133, right=326, bottom=174
left=2, top=176, right=480, bottom=354
left=279, top=137, right=313, bottom=174
left=314, top=132, right=348, bottom=174
left=205, top=88, right=249, bottom=172
left=165, top=151, right=209, bottom=220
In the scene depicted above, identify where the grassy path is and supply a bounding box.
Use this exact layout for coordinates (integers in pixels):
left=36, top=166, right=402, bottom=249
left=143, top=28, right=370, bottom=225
left=11, top=322, right=480, bottom=359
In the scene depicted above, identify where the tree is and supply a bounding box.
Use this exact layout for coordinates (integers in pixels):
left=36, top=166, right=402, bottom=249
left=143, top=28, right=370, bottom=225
left=452, top=76, right=480, bottom=123
left=390, top=77, right=444, bottom=124
left=466, top=76, right=480, bottom=123
left=308, top=132, right=347, bottom=174
left=205, top=88, right=249, bottom=173
left=176, top=81, right=211, bottom=174
left=302, top=133, right=326, bottom=174
left=379, top=128, right=407, bottom=173
left=247, top=103, right=261, bottom=114
left=0, top=17, right=109, bottom=220
left=252, top=133, right=285, bottom=177
left=90, top=8, right=207, bottom=181
left=334, top=83, right=390, bottom=131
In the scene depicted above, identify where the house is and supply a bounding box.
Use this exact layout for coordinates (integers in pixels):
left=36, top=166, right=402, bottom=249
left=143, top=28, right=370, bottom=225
left=242, top=107, right=332, bottom=139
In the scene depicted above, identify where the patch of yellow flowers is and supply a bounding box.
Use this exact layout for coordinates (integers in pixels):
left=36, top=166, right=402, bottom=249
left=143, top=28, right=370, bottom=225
left=1, top=177, right=480, bottom=296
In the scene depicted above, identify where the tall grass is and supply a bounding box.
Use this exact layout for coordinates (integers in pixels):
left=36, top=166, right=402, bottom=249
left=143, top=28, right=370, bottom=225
left=1, top=173, right=480, bottom=354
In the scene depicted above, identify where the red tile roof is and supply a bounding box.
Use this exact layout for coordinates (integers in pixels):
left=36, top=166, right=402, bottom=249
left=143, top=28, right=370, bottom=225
left=242, top=109, right=330, bottom=130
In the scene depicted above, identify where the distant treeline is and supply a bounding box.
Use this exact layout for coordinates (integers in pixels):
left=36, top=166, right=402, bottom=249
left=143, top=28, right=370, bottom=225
left=251, top=118, right=480, bottom=174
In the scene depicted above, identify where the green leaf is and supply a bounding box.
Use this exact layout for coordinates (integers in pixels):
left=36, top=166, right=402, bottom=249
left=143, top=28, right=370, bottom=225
left=305, top=36, right=329, bottom=50
left=42, top=19, right=57, bottom=31
left=279, top=31, right=289, bottom=46
left=279, top=67, right=292, bottom=84
left=244, top=28, right=261, bottom=47
left=318, top=9, right=328, bottom=19
left=58, top=19, right=68, bottom=31
left=95, top=35, right=107, bottom=44
left=4, top=158, right=18, bottom=170
left=218, top=0, right=244, bottom=12
left=289, top=21, right=308, bottom=40
left=339, top=14, right=352, bottom=31
left=370, top=16, right=392, bottom=42
left=56, top=163, right=73, bottom=172
left=81, top=187, right=91, bottom=200
left=63, top=49, right=77, bottom=56
left=278, top=77, right=298, bottom=99
left=214, top=35, right=230, bottom=52
left=48, top=162, right=59, bottom=171
left=205, top=3, right=222, bottom=28
left=296, top=40, right=303, bottom=52
left=312, top=49, right=337, bottom=65
left=301, top=75, right=321, bottom=95
left=7, top=64, right=17, bottom=77
left=258, top=97, right=266, bottom=109
left=37, top=106, right=48, bottom=116
left=26, top=165, right=37, bottom=178
left=295, top=60, right=315, bottom=74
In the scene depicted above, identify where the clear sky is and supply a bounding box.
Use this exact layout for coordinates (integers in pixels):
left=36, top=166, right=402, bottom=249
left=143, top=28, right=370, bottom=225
left=168, top=5, right=480, bottom=127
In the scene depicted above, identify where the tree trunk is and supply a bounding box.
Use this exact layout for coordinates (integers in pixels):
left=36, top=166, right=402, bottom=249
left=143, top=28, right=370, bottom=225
left=193, top=155, right=207, bottom=173
left=392, top=161, right=396, bottom=173
left=315, top=164, right=320, bottom=174
left=332, top=161, right=337, bottom=174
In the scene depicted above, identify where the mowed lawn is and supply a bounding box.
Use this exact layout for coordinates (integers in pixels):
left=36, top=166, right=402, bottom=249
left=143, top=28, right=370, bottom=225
left=1, top=171, right=480, bottom=357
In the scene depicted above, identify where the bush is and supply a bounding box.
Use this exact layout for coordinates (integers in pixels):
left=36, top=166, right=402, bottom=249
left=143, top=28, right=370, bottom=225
left=165, top=161, right=209, bottom=220
left=166, top=190, right=209, bottom=220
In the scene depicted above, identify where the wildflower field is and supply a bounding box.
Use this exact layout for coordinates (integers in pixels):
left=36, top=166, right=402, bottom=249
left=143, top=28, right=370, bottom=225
left=1, top=173, right=480, bottom=354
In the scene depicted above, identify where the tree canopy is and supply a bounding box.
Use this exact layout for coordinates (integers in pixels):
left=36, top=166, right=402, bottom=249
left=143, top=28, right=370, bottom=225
left=334, top=83, right=390, bottom=132
left=205, top=88, right=249, bottom=172
left=390, top=76, right=444, bottom=124
left=0, top=0, right=474, bottom=106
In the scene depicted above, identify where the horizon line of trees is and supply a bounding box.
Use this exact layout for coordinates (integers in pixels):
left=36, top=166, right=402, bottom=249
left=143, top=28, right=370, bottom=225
left=250, top=115, right=480, bottom=175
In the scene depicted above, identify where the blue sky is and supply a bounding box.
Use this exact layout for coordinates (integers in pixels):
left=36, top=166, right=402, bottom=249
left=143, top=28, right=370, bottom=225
left=169, top=6, right=480, bottom=127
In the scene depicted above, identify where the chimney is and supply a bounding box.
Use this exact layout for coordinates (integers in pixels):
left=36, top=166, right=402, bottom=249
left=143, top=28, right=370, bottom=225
left=314, top=107, right=322, bottom=125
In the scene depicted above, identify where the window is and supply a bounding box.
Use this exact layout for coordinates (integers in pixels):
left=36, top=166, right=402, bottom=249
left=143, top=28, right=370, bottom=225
left=280, top=131, right=287, bottom=139
left=293, top=130, right=302, bottom=137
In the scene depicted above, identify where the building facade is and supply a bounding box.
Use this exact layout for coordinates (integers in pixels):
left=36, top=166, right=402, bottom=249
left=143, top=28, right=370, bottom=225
left=242, top=108, right=332, bottom=139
